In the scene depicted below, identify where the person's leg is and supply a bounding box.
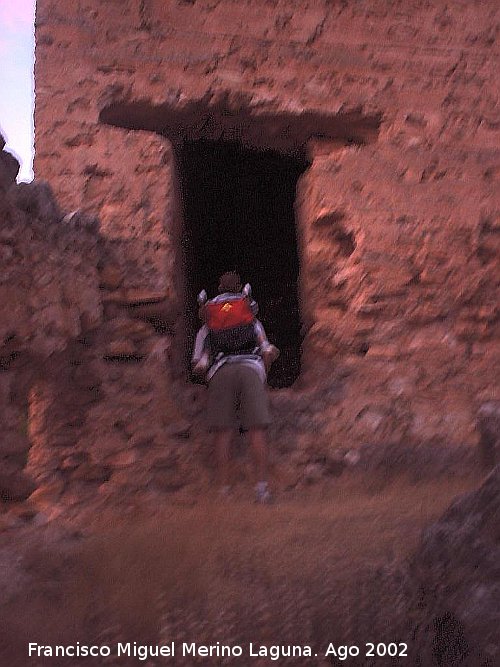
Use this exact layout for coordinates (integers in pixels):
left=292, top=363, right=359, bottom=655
left=238, top=366, right=272, bottom=502
left=248, top=427, right=268, bottom=482
left=239, top=367, right=271, bottom=466
left=249, top=427, right=272, bottom=502
left=215, top=429, right=232, bottom=488
left=206, top=364, right=238, bottom=490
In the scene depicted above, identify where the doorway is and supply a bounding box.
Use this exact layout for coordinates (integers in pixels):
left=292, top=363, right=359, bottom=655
left=179, top=139, right=308, bottom=388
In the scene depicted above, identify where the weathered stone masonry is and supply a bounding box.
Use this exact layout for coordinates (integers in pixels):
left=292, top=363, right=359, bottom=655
left=25, top=0, right=500, bottom=498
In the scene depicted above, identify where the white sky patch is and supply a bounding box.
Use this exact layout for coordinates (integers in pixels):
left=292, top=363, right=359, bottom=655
left=0, top=0, right=35, bottom=29
left=0, top=0, right=36, bottom=182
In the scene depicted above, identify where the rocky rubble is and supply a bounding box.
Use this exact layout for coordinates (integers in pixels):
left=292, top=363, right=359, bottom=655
left=0, top=137, right=19, bottom=191
left=0, top=133, right=185, bottom=510
left=0, top=140, right=99, bottom=503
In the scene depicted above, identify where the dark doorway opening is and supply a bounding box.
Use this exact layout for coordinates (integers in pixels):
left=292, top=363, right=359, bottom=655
left=178, top=139, right=309, bottom=388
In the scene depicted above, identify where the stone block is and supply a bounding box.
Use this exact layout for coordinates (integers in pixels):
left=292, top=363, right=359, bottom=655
left=10, top=180, right=61, bottom=223
left=0, top=149, right=20, bottom=190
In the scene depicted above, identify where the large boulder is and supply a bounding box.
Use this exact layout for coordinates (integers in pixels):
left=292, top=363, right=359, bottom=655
left=407, top=466, right=500, bottom=665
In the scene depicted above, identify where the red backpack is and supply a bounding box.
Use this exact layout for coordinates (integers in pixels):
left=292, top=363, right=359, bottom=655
left=202, top=295, right=258, bottom=355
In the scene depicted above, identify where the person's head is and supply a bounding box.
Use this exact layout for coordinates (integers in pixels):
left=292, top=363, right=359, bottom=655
left=218, top=271, right=242, bottom=294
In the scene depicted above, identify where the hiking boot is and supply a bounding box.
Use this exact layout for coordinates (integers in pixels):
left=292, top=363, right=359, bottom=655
left=218, top=485, right=232, bottom=498
left=255, top=482, right=273, bottom=505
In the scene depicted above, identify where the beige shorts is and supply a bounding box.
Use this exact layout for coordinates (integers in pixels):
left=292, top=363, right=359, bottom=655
left=206, top=362, right=271, bottom=430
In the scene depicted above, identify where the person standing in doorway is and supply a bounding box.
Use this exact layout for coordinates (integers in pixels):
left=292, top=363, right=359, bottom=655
left=192, top=271, right=279, bottom=503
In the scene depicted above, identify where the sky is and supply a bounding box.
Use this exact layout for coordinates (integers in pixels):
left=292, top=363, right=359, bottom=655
left=0, top=0, right=36, bottom=182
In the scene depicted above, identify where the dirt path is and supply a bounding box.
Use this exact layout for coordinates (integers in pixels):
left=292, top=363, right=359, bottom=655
left=0, top=473, right=483, bottom=666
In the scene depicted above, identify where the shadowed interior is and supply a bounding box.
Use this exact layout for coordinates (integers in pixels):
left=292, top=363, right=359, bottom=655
left=179, top=139, right=308, bottom=388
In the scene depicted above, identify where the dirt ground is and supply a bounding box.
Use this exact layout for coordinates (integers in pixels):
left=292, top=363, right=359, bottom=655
left=0, top=472, right=483, bottom=667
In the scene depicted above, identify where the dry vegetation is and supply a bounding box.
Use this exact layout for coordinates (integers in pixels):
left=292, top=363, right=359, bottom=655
left=1, top=473, right=482, bottom=666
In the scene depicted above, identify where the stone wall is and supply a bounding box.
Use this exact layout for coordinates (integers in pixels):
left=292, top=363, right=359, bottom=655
left=32, top=0, right=500, bottom=473
left=0, top=138, right=100, bottom=501
left=1, top=137, right=186, bottom=508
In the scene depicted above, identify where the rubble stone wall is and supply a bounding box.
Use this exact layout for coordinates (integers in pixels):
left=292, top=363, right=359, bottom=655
left=31, top=0, right=500, bottom=483
left=0, top=140, right=101, bottom=501
left=1, top=139, right=186, bottom=507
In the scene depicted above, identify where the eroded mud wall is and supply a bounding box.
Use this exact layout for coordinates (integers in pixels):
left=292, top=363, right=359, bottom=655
left=34, top=1, right=499, bottom=462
